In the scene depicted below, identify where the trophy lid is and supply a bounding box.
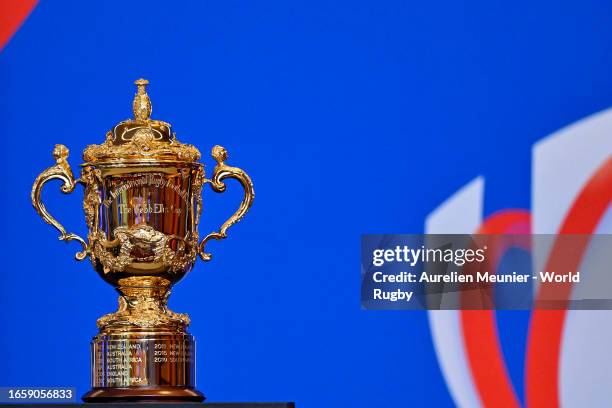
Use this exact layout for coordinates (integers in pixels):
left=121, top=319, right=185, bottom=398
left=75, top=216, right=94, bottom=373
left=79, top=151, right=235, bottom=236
left=83, top=79, right=201, bottom=164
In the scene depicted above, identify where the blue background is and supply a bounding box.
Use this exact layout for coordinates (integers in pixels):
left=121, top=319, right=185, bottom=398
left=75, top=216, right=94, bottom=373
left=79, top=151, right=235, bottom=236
left=1, top=1, right=611, bottom=406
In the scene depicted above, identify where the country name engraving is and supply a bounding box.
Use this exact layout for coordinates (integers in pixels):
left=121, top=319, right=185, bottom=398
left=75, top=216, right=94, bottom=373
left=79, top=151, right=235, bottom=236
left=95, top=340, right=192, bottom=387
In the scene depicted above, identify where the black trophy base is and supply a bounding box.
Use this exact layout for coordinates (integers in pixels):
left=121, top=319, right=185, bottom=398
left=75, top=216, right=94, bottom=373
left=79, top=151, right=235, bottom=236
left=0, top=404, right=294, bottom=408
left=0, top=402, right=295, bottom=408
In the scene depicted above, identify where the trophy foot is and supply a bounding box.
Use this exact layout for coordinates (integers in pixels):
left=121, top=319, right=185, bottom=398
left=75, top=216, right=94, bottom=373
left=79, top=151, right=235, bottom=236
left=86, top=331, right=204, bottom=402
left=82, top=386, right=205, bottom=402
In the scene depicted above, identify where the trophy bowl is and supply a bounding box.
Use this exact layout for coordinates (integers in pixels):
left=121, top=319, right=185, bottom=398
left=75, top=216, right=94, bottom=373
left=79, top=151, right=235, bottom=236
left=31, top=79, right=254, bottom=402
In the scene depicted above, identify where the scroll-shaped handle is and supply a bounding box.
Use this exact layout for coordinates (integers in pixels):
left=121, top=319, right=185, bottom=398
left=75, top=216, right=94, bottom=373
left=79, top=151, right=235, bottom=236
left=198, top=145, right=255, bottom=261
left=31, top=144, right=88, bottom=260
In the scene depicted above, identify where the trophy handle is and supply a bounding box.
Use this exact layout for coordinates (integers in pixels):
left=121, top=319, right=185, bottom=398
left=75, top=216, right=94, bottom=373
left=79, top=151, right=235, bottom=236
left=198, top=145, right=254, bottom=261
left=31, top=144, right=88, bottom=260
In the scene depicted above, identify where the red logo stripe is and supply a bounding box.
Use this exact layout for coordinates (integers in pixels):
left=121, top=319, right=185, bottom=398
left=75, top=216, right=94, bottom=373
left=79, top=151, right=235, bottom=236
left=461, top=210, right=531, bottom=408
left=526, top=157, right=612, bottom=408
left=0, top=0, right=38, bottom=51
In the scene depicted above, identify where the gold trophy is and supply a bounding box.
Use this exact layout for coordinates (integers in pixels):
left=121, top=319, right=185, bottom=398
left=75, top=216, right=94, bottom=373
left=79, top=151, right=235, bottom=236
left=31, top=79, right=254, bottom=402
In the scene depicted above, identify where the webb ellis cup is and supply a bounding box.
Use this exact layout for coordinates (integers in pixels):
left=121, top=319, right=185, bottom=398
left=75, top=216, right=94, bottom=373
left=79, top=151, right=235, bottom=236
left=31, top=79, right=254, bottom=402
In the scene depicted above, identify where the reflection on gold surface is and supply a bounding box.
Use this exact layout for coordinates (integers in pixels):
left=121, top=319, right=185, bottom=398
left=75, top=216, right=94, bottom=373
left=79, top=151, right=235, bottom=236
left=31, top=79, right=254, bottom=402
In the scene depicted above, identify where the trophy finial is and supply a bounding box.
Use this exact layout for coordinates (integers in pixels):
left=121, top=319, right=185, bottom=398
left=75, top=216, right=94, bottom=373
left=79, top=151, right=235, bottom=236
left=133, top=78, right=152, bottom=122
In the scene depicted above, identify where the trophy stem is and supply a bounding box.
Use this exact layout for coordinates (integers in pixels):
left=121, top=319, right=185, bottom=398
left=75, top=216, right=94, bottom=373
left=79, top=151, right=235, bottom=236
left=96, top=277, right=190, bottom=331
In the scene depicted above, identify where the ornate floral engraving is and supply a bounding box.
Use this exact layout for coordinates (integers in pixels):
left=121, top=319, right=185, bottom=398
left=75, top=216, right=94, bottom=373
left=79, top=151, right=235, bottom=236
left=96, top=283, right=191, bottom=329
left=91, top=225, right=198, bottom=275
left=92, top=230, right=133, bottom=274
left=163, top=233, right=199, bottom=273
left=83, top=132, right=201, bottom=162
